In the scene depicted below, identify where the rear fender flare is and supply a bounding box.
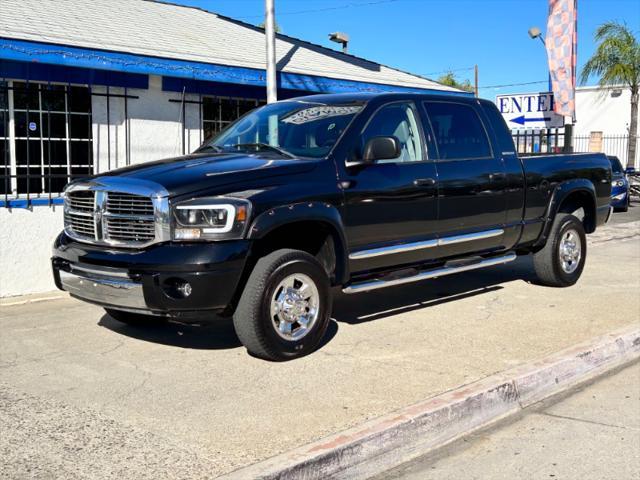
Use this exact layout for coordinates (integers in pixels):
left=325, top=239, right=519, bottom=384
left=535, top=179, right=596, bottom=247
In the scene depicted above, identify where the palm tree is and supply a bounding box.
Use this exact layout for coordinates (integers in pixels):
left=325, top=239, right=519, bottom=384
left=581, top=22, right=640, bottom=168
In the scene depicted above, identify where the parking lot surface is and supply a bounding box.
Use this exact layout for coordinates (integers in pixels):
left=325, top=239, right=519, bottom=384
left=1, top=215, right=639, bottom=479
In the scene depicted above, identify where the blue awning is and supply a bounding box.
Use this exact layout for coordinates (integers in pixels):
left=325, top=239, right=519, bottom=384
left=0, top=38, right=470, bottom=96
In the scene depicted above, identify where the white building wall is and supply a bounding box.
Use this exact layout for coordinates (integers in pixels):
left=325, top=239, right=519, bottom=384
left=0, top=206, right=63, bottom=297
left=0, top=75, right=204, bottom=299
left=92, top=75, right=203, bottom=173
left=574, top=86, right=639, bottom=167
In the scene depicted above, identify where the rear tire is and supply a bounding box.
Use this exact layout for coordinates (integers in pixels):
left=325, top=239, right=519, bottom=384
left=233, top=249, right=332, bottom=361
left=533, top=214, right=586, bottom=287
left=104, top=308, right=165, bottom=327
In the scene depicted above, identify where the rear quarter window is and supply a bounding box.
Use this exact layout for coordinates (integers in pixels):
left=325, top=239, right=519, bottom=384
left=423, top=101, right=492, bottom=160
left=481, top=102, right=516, bottom=154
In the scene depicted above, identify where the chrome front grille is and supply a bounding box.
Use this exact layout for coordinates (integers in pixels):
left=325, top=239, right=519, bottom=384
left=106, top=193, right=155, bottom=216
left=66, top=190, right=95, bottom=213
left=105, top=216, right=156, bottom=242
left=104, top=192, right=155, bottom=243
left=64, top=182, right=167, bottom=248
left=65, top=191, right=96, bottom=240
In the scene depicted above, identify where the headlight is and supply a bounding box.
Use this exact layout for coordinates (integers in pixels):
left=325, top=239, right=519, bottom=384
left=612, top=180, right=625, bottom=187
left=172, top=197, right=251, bottom=241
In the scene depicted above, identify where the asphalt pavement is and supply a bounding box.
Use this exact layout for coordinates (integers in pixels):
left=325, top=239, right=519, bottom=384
left=1, top=211, right=639, bottom=479
left=376, top=362, right=640, bottom=480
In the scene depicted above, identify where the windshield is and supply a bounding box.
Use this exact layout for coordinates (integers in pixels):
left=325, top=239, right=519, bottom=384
left=609, top=156, right=623, bottom=174
left=203, top=101, right=364, bottom=158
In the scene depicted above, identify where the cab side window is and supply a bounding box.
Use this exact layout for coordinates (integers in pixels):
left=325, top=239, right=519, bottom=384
left=424, top=102, right=492, bottom=160
left=361, top=102, right=424, bottom=163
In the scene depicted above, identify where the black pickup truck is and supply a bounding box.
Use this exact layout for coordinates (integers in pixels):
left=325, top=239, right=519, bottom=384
left=52, top=92, right=612, bottom=360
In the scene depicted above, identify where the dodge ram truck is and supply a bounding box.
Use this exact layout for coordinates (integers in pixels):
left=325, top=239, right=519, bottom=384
left=52, top=92, right=612, bottom=360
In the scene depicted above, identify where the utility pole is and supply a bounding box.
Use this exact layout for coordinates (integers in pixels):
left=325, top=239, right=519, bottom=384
left=474, top=64, right=478, bottom=97
left=265, top=0, right=277, bottom=104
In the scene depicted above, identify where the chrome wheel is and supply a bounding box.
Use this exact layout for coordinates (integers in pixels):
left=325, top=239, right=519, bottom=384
left=559, top=229, right=581, bottom=274
left=270, top=273, right=320, bottom=341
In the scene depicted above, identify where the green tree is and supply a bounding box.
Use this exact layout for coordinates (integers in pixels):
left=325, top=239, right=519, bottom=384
left=437, top=71, right=474, bottom=93
left=258, top=21, right=281, bottom=33
left=581, top=22, right=640, bottom=168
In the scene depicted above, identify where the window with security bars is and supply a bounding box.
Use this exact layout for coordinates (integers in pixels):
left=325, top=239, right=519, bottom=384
left=0, top=80, right=93, bottom=199
left=202, top=96, right=266, bottom=140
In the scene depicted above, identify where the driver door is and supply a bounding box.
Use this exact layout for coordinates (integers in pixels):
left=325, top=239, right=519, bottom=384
left=340, top=101, right=439, bottom=273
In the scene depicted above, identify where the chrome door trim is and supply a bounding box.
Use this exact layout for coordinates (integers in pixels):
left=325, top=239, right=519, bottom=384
left=437, top=228, right=504, bottom=246
left=349, top=228, right=504, bottom=260
left=349, top=239, right=438, bottom=260
left=343, top=252, right=516, bottom=294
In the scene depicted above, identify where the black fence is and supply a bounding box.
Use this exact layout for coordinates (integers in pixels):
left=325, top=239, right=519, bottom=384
left=573, top=134, right=631, bottom=165
left=512, top=128, right=567, bottom=155
left=511, top=129, right=636, bottom=165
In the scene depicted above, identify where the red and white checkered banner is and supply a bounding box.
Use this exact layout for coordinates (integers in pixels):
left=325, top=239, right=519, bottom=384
left=546, top=0, right=577, bottom=121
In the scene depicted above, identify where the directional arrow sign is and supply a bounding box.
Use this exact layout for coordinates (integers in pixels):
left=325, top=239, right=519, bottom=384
left=509, top=115, right=553, bottom=126
left=495, top=92, right=564, bottom=130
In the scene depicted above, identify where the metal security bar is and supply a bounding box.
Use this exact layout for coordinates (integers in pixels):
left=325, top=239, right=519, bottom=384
left=0, top=79, right=138, bottom=208
left=511, top=128, right=567, bottom=156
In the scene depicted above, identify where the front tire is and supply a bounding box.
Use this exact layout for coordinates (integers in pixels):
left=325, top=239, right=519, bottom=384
left=533, top=214, right=586, bottom=287
left=233, top=249, right=332, bottom=361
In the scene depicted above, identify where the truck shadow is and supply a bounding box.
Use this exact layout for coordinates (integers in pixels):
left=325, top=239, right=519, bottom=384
left=332, top=255, right=537, bottom=325
left=97, top=313, right=339, bottom=351
left=97, top=256, right=536, bottom=351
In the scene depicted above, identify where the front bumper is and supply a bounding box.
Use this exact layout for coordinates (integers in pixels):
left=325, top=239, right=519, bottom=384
left=610, top=189, right=628, bottom=208
left=59, top=267, right=147, bottom=310
left=52, top=232, right=251, bottom=316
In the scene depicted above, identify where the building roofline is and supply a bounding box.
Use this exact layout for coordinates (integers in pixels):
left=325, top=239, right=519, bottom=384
left=146, top=0, right=456, bottom=92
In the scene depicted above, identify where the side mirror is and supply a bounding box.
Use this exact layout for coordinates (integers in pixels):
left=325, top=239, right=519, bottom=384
left=362, top=136, right=401, bottom=163
left=625, top=166, right=636, bottom=175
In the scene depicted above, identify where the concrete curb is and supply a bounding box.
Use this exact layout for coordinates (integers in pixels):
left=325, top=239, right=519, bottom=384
left=219, top=325, right=640, bottom=480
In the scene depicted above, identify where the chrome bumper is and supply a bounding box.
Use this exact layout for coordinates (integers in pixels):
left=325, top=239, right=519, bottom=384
left=59, top=267, right=146, bottom=309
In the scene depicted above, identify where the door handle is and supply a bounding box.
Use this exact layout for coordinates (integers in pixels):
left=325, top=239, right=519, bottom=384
left=414, top=178, right=436, bottom=187
left=489, top=172, right=505, bottom=181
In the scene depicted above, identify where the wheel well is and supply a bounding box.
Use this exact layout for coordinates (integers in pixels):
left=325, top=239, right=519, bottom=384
left=557, top=190, right=596, bottom=233
left=251, top=221, right=345, bottom=285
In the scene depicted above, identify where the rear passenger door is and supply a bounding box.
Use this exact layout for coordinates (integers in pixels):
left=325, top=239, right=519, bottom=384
left=422, top=100, right=507, bottom=257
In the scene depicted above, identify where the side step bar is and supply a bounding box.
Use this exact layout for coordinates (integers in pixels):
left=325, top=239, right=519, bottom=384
left=342, top=252, right=517, bottom=294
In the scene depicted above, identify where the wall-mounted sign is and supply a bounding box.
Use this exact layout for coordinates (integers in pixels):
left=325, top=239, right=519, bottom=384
left=28, top=122, right=37, bottom=132
left=496, top=92, right=564, bottom=130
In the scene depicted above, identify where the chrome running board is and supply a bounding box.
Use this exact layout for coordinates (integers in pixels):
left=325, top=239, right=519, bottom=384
left=342, top=252, right=517, bottom=294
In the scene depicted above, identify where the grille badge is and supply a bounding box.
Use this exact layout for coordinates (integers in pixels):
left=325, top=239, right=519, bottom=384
left=95, top=191, right=107, bottom=241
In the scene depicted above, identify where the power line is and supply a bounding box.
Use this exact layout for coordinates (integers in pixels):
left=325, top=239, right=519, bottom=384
left=421, top=66, right=475, bottom=77
left=236, top=0, right=402, bottom=19
left=479, top=80, right=549, bottom=90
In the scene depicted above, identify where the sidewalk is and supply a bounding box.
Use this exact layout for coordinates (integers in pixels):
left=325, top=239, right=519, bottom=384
left=1, top=219, right=639, bottom=479
left=377, top=362, right=640, bottom=480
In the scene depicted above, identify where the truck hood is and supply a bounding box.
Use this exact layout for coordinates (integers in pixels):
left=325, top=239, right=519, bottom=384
left=100, top=153, right=320, bottom=197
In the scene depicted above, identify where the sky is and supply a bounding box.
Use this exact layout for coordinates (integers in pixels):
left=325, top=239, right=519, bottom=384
left=163, top=0, right=639, bottom=99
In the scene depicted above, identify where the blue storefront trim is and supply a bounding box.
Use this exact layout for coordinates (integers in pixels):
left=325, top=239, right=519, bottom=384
left=0, top=197, right=64, bottom=209
left=0, top=58, right=148, bottom=89
left=0, top=38, right=470, bottom=96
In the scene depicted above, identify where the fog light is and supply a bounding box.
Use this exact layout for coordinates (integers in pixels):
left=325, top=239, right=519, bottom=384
left=163, top=278, right=193, bottom=299
left=177, top=282, right=192, bottom=297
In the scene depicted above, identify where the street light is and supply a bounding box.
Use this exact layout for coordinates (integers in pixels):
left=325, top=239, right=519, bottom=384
left=529, top=26, right=551, bottom=92
left=528, top=26, right=573, bottom=153
left=528, top=26, right=546, bottom=46
left=329, top=32, right=349, bottom=53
